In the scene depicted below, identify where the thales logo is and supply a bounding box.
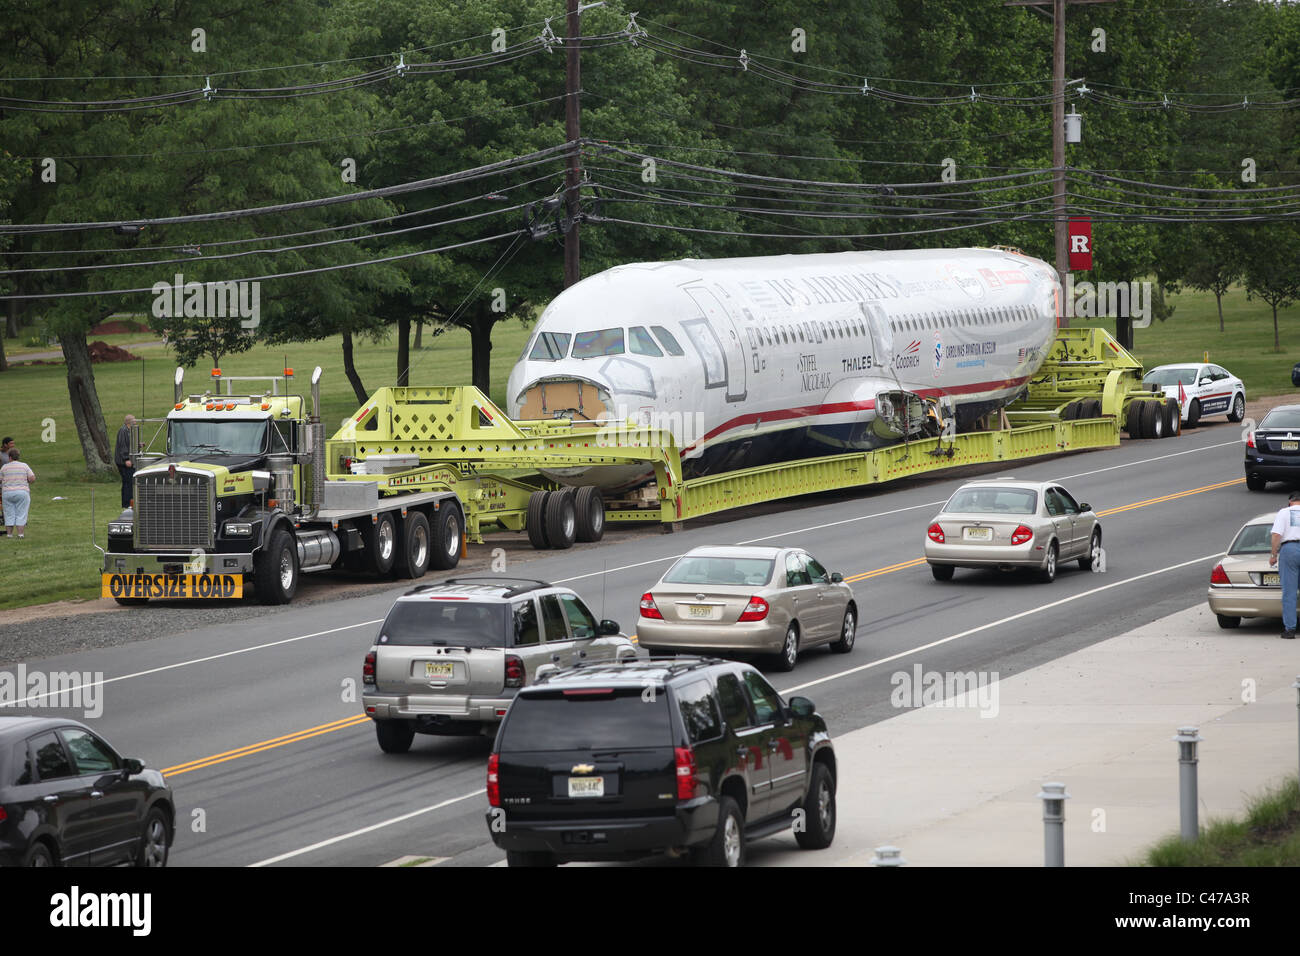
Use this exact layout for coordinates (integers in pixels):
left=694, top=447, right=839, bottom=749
left=893, top=339, right=921, bottom=369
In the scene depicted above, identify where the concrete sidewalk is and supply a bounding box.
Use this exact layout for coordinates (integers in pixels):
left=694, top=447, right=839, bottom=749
left=806, top=604, right=1300, bottom=866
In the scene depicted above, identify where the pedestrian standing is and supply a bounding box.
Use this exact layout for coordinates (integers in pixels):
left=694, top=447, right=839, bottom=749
left=1, top=449, right=35, bottom=539
left=114, top=414, right=136, bottom=509
left=1270, top=488, right=1300, bottom=640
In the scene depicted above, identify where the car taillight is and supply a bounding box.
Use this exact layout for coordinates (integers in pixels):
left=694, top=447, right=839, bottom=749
left=1246, top=433, right=1255, bottom=448
left=362, top=650, right=376, bottom=685
left=504, top=655, right=524, bottom=688
left=1011, top=525, right=1034, bottom=546
left=737, top=596, right=769, bottom=622
left=1210, top=564, right=1231, bottom=585
left=927, top=523, right=945, bottom=544
left=0, top=806, right=7, bottom=823
left=675, top=746, right=699, bottom=800
left=487, top=753, right=500, bottom=807
left=639, top=592, right=663, bottom=619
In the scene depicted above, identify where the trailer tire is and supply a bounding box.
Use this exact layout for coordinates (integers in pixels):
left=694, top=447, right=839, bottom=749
left=1080, top=398, right=1102, bottom=419
left=394, top=511, right=431, bottom=579
left=526, top=491, right=551, bottom=550
left=255, top=528, right=299, bottom=605
left=1062, top=401, right=1081, bottom=421
left=1163, top=398, right=1181, bottom=437
left=363, top=512, right=397, bottom=575
left=429, top=503, right=462, bottom=571
left=1137, top=401, right=1160, bottom=439
left=574, top=486, right=605, bottom=542
left=1124, top=401, right=1143, bottom=437
left=545, top=490, right=577, bottom=550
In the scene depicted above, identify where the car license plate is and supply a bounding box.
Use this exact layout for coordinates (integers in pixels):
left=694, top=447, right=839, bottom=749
left=1262, top=573, right=1280, bottom=587
left=688, top=604, right=714, bottom=619
left=963, top=527, right=993, bottom=541
left=1282, top=441, right=1299, bottom=451
left=424, top=662, right=454, bottom=679
left=568, top=776, right=604, bottom=798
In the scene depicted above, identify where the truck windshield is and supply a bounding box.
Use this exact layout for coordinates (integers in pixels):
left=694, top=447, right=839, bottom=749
left=378, top=601, right=507, bottom=648
left=169, top=419, right=269, bottom=456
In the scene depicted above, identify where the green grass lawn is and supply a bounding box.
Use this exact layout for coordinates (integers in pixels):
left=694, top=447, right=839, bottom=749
left=0, top=283, right=1295, bottom=612
left=0, top=321, right=534, bottom=610
left=1138, top=777, right=1300, bottom=866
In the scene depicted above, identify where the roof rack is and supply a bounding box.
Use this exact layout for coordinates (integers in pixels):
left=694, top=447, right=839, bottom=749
left=440, top=576, right=553, bottom=598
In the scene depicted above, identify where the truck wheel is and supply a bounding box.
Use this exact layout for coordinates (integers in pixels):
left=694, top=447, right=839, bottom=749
left=365, top=513, right=397, bottom=575
left=544, top=490, right=576, bottom=550
left=429, top=503, right=462, bottom=571
left=1163, top=398, right=1181, bottom=437
left=375, top=719, right=414, bottom=754
left=255, top=528, right=298, bottom=605
left=574, top=486, right=605, bottom=542
left=696, top=796, right=745, bottom=868
left=394, top=511, right=431, bottom=579
left=1246, top=473, right=1267, bottom=492
left=1186, top=398, right=1201, bottom=428
left=1139, top=401, right=1163, bottom=439
left=1080, top=398, right=1102, bottom=419
left=526, top=491, right=551, bottom=550
left=1124, top=401, right=1143, bottom=437
left=1061, top=401, right=1081, bottom=421
left=794, top=762, right=836, bottom=850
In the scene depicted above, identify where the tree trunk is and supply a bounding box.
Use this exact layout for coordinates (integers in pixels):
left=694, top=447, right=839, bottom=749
left=0, top=321, right=6, bottom=373
left=396, top=316, right=410, bottom=387
left=1273, top=303, right=1280, bottom=351
left=61, top=332, right=114, bottom=473
left=1115, top=294, right=1133, bottom=351
left=413, top=317, right=423, bottom=350
left=341, top=329, right=368, bottom=405
left=468, top=317, right=495, bottom=395
left=5, top=300, right=18, bottom=340
left=1215, top=290, right=1224, bottom=333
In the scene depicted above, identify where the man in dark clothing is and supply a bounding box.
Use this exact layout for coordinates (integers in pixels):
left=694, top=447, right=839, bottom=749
left=114, top=415, right=136, bottom=509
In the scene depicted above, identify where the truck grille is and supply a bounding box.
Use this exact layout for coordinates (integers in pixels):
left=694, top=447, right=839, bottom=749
left=134, top=472, right=214, bottom=550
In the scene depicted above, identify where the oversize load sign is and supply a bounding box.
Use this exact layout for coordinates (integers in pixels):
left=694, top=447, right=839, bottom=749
left=101, top=573, right=242, bottom=599
left=1068, top=218, right=1092, bottom=271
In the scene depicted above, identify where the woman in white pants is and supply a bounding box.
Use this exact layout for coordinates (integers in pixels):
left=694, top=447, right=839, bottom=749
left=1, top=448, right=35, bottom=538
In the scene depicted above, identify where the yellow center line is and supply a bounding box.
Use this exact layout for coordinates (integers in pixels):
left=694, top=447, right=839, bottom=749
left=163, top=476, right=1244, bottom=777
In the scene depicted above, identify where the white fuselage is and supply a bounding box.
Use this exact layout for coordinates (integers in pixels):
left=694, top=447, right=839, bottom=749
left=506, top=248, right=1061, bottom=489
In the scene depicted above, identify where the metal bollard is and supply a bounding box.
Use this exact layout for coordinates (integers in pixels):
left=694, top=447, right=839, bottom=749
left=871, top=845, right=906, bottom=867
left=1174, top=726, right=1202, bottom=842
left=1036, top=782, right=1069, bottom=867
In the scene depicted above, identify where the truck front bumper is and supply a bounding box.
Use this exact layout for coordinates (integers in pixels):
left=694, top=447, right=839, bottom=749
left=102, top=549, right=256, bottom=575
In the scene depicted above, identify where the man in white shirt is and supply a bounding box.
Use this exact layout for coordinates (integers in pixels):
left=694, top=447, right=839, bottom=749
left=1269, top=488, right=1300, bottom=639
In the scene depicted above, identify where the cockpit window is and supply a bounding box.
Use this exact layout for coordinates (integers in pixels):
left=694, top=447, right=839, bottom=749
left=629, top=326, right=663, bottom=357
left=529, top=332, right=571, bottom=362
left=650, top=326, right=685, bottom=357
left=572, top=328, right=625, bottom=359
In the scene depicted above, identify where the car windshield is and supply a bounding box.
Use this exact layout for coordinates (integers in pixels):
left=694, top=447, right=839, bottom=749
left=571, top=328, right=625, bottom=359
left=944, top=487, right=1038, bottom=515
left=1143, top=368, right=1199, bottom=387
left=498, top=690, right=673, bottom=752
left=1229, top=523, right=1274, bottom=555
left=662, top=556, right=774, bottom=587
left=1260, top=408, right=1300, bottom=429
left=378, top=600, right=507, bottom=647
left=169, top=419, right=268, bottom=456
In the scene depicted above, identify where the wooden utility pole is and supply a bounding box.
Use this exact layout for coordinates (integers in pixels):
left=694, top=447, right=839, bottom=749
left=564, top=0, right=582, bottom=288
left=1005, top=0, right=1112, bottom=327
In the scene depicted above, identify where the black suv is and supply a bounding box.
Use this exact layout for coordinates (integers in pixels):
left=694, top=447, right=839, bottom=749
left=484, top=657, right=836, bottom=867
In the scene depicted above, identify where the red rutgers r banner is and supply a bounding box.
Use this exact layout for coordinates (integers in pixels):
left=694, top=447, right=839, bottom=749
left=1068, top=218, right=1093, bottom=271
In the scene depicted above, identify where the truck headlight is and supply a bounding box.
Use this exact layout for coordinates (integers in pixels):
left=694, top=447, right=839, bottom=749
left=108, top=522, right=133, bottom=536
left=223, top=522, right=253, bottom=536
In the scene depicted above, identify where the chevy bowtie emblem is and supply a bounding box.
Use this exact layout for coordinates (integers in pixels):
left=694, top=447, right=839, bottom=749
left=571, top=764, right=595, bottom=775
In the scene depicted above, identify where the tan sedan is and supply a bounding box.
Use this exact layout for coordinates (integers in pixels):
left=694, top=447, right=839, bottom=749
left=1207, top=513, right=1300, bottom=628
left=636, top=546, right=857, bottom=672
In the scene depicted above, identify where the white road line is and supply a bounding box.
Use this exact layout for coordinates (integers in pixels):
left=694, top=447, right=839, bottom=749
left=0, top=618, right=384, bottom=707
left=778, top=551, right=1222, bottom=696
left=248, top=788, right=486, bottom=867
left=1056, top=439, right=1239, bottom=481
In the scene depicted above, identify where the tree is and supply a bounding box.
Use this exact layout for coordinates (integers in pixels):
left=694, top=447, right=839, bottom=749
left=1183, top=225, right=1242, bottom=333
left=1238, top=223, right=1300, bottom=352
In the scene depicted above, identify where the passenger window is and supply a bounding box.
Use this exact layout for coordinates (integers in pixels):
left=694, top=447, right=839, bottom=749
left=716, top=674, right=752, bottom=727
left=803, top=555, right=830, bottom=584
left=12, top=744, right=32, bottom=786
left=61, top=729, right=118, bottom=776
left=629, top=326, right=663, bottom=357
left=558, top=595, right=599, bottom=639
left=539, top=595, right=569, bottom=642
left=677, top=679, right=723, bottom=743
left=651, top=326, right=685, bottom=357
left=742, top=672, right=783, bottom=725
left=30, top=733, right=73, bottom=782
left=1054, top=488, right=1080, bottom=514
left=1044, top=490, right=1063, bottom=516
left=785, top=553, right=811, bottom=587
left=512, top=599, right=540, bottom=647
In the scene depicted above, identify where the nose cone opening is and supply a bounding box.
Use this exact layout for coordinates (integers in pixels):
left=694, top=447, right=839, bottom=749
left=514, top=376, right=612, bottom=423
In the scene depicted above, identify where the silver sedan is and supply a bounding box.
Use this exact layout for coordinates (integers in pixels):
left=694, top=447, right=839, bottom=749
left=636, top=545, right=857, bottom=672
left=924, top=479, right=1102, bottom=583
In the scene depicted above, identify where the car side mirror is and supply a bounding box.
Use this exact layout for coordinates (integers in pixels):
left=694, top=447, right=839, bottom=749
left=789, top=696, right=816, bottom=718
left=1199, top=378, right=1211, bottom=386
left=1078, top=502, right=1091, bottom=512
left=600, top=619, right=620, bottom=635
left=123, top=757, right=145, bottom=775
left=830, top=572, right=844, bottom=583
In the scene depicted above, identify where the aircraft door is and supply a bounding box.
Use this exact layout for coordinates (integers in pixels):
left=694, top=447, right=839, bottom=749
left=682, top=284, right=747, bottom=403
left=862, top=302, right=893, bottom=371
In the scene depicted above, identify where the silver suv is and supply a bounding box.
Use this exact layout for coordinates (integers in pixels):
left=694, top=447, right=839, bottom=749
left=362, top=577, right=637, bottom=753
